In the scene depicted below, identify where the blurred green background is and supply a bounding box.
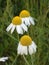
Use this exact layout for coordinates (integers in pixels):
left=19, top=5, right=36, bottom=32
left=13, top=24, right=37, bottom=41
left=0, top=0, right=49, bottom=65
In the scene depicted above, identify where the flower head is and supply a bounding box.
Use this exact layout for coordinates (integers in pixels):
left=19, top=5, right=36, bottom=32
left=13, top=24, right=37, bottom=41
left=17, top=35, right=37, bottom=55
left=19, top=10, right=30, bottom=17
left=20, top=35, right=32, bottom=46
left=12, top=16, right=22, bottom=25
left=19, top=10, right=35, bottom=26
left=6, top=16, right=28, bottom=34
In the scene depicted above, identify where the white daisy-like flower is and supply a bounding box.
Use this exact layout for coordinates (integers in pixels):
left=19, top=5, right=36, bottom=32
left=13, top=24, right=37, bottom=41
left=19, top=10, right=35, bottom=26
left=6, top=16, right=28, bottom=34
left=17, top=35, right=37, bottom=55
left=0, top=57, right=8, bottom=62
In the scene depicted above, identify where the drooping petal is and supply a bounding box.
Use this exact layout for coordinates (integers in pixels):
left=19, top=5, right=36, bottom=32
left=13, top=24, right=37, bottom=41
left=26, top=18, right=31, bottom=26
left=11, top=25, right=15, bottom=34
left=31, top=41, right=37, bottom=52
left=29, top=45, right=34, bottom=55
left=29, top=17, right=35, bottom=25
left=29, top=41, right=37, bottom=55
left=0, top=57, right=8, bottom=62
left=17, top=43, right=28, bottom=55
left=21, top=18, right=25, bottom=23
left=21, top=23, right=28, bottom=32
left=6, top=23, right=13, bottom=32
left=24, top=18, right=31, bottom=26
left=16, top=25, right=23, bottom=34
left=24, top=18, right=28, bottom=26
left=17, top=43, right=22, bottom=54
left=0, top=59, right=5, bottom=62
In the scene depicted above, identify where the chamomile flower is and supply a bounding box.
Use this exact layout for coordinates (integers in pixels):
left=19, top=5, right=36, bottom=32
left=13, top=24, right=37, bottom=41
left=17, top=35, right=37, bottom=55
left=19, top=10, right=35, bottom=26
left=0, top=57, right=8, bottom=62
left=6, top=16, right=28, bottom=34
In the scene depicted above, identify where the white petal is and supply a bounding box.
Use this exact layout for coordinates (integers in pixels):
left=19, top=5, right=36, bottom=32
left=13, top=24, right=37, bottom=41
left=17, top=43, right=22, bottom=54
left=26, top=18, right=31, bottom=26
left=17, top=43, right=28, bottom=55
left=6, top=23, right=13, bottom=32
left=29, top=45, right=34, bottom=55
left=24, top=18, right=31, bottom=26
left=29, top=41, right=37, bottom=55
left=24, top=18, right=28, bottom=26
left=16, top=26, right=23, bottom=34
left=0, top=57, right=8, bottom=62
left=32, top=41, right=37, bottom=50
left=29, top=17, right=35, bottom=25
left=0, top=59, right=5, bottom=62
left=21, top=18, right=25, bottom=23
left=11, top=25, right=15, bottom=34
left=0, top=57, right=8, bottom=60
left=21, top=23, right=28, bottom=32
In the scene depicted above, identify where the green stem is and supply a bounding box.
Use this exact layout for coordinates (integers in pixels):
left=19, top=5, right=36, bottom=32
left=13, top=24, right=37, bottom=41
left=4, top=31, right=18, bottom=42
left=11, top=55, right=19, bottom=65
left=25, top=0, right=29, bottom=10
left=23, top=55, right=30, bottom=65
left=31, top=55, right=34, bottom=65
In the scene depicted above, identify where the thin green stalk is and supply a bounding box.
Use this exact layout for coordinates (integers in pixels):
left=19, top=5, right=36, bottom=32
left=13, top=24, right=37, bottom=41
left=30, top=0, right=33, bottom=11
left=40, top=0, right=42, bottom=15
left=11, top=55, right=19, bottom=65
left=25, top=0, right=29, bottom=10
left=31, top=55, right=34, bottom=65
left=23, top=55, right=30, bottom=65
left=17, top=33, right=19, bottom=41
left=4, top=31, right=18, bottom=42
left=34, top=0, right=35, bottom=4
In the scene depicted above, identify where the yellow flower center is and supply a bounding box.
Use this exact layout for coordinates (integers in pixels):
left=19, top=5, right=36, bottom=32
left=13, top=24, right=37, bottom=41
left=20, top=35, right=32, bottom=46
left=12, top=16, right=22, bottom=25
left=19, top=10, right=30, bottom=18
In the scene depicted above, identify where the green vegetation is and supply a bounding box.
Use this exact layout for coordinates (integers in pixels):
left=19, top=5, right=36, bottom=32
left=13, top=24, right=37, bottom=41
left=0, top=0, right=49, bottom=65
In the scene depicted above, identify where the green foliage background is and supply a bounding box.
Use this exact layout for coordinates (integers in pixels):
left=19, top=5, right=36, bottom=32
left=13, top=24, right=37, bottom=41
left=0, top=0, right=49, bottom=65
